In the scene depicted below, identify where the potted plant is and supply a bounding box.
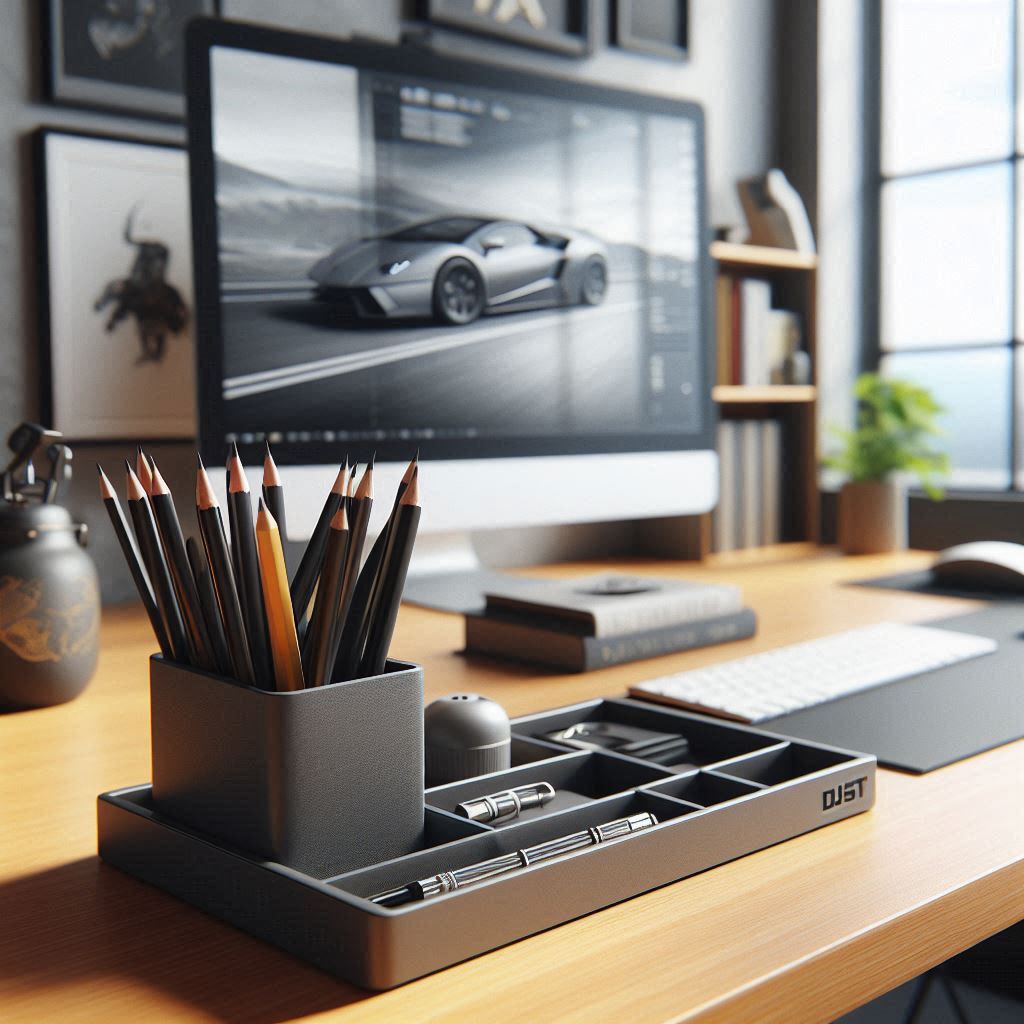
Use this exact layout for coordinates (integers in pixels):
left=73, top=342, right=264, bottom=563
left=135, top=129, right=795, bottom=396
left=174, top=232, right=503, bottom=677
left=824, top=373, right=949, bottom=554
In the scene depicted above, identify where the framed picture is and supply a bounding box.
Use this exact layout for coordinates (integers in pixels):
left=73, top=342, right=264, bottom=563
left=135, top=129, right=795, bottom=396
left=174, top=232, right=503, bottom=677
left=37, top=129, right=196, bottom=441
left=420, top=0, right=596, bottom=56
left=613, top=0, right=688, bottom=61
left=45, top=0, right=218, bottom=119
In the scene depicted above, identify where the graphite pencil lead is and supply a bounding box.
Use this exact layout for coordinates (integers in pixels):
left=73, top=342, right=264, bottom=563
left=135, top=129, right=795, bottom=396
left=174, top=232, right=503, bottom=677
left=263, top=444, right=282, bottom=488
left=401, top=452, right=418, bottom=484
left=330, top=461, right=349, bottom=495
left=136, top=446, right=154, bottom=495
left=368, top=450, right=376, bottom=470
left=196, top=463, right=219, bottom=509
left=97, top=464, right=115, bottom=500
left=228, top=451, right=251, bottom=494
left=196, top=451, right=205, bottom=469
left=355, top=460, right=373, bottom=500
left=347, top=464, right=358, bottom=498
left=126, top=465, right=147, bottom=502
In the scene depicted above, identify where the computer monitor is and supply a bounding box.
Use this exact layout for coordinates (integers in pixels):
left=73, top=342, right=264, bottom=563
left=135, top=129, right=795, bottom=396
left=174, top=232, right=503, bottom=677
left=186, top=20, right=717, bottom=566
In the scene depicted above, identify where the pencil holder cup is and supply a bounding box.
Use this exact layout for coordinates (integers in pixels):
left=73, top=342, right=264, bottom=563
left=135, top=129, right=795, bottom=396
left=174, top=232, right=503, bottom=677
left=149, top=656, right=425, bottom=878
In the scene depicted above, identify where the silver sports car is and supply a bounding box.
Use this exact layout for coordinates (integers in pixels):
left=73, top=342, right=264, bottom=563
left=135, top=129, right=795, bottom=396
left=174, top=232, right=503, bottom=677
left=309, top=216, right=608, bottom=326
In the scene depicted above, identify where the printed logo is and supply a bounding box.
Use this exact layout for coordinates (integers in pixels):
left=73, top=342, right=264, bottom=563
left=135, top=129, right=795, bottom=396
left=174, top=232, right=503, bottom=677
left=822, top=776, right=867, bottom=811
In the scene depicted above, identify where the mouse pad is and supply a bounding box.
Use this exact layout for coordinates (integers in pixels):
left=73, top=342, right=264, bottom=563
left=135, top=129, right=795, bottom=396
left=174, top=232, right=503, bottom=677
left=850, top=569, right=1024, bottom=602
left=765, top=604, right=1024, bottom=773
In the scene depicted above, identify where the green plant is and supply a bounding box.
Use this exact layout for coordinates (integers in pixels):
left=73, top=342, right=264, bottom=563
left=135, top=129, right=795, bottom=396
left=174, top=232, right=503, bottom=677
left=824, top=372, right=950, bottom=499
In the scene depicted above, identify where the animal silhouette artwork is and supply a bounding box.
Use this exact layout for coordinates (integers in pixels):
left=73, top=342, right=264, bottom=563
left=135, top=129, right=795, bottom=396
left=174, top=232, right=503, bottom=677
left=95, top=210, right=189, bottom=364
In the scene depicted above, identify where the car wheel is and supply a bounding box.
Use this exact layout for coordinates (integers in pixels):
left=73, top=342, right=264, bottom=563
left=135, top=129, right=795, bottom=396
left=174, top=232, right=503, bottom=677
left=580, top=256, right=608, bottom=306
left=433, top=259, right=485, bottom=325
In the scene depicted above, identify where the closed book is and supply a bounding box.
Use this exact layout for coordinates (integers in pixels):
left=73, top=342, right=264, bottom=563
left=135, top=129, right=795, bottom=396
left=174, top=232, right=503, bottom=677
left=715, top=275, right=733, bottom=385
left=761, top=419, right=782, bottom=544
left=740, top=279, right=772, bottom=386
left=730, top=278, right=743, bottom=384
left=465, top=607, right=758, bottom=672
left=739, top=420, right=762, bottom=549
left=484, top=574, right=744, bottom=638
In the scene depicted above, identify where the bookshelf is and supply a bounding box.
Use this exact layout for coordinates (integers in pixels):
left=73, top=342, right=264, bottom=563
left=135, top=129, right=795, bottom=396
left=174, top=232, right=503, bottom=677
left=700, top=244, right=819, bottom=556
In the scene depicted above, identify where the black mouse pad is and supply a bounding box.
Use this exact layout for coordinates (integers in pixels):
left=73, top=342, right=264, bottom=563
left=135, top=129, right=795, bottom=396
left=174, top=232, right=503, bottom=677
left=764, top=604, right=1024, bottom=773
left=850, top=569, right=1024, bottom=602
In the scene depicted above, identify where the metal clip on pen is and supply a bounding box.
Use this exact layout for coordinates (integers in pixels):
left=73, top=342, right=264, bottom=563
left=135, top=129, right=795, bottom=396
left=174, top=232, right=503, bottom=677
left=371, top=811, right=658, bottom=907
left=455, top=782, right=556, bottom=824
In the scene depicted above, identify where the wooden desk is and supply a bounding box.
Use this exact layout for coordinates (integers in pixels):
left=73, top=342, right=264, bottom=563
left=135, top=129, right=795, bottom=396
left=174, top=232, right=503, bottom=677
left=2, top=547, right=1022, bottom=1023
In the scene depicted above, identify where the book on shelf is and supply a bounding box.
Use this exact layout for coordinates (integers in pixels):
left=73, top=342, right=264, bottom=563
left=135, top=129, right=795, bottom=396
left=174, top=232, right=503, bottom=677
left=465, top=607, right=758, bottom=672
left=712, top=419, right=783, bottom=553
left=483, top=573, right=744, bottom=638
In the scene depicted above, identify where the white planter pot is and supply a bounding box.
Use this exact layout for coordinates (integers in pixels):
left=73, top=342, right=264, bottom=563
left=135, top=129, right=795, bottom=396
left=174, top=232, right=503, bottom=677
left=837, top=480, right=907, bottom=555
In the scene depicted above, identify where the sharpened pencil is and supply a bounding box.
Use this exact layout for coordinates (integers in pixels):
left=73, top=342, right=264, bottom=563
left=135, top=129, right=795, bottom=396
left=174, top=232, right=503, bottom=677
left=136, top=446, right=154, bottom=496
left=256, top=499, right=305, bottom=691
left=262, top=440, right=288, bottom=548
left=197, top=456, right=254, bottom=684
left=186, top=535, right=233, bottom=676
left=228, top=445, right=273, bottom=687
left=289, top=461, right=348, bottom=621
left=149, top=459, right=216, bottom=672
left=125, top=462, right=189, bottom=663
left=302, top=503, right=350, bottom=686
left=98, top=464, right=170, bottom=657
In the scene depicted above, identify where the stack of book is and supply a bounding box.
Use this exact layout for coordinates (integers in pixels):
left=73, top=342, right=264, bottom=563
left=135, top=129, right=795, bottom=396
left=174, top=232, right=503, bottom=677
left=464, top=573, right=756, bottom=672
left=715, top=276, right=802, bottom=386
left=712, top=419, right=783, bottom=553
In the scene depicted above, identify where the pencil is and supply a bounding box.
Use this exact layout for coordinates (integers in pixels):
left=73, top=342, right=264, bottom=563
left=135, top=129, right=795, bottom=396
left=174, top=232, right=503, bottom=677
left=149, top=460, right=216, bottom=672
left=357, top=468, right=422, bottom=678
left=98, top=464, right=170, bottom=657
left=256, top=499, right=305, bottom=691
left=289, top=461, right=348, bottom=621
left=125, top=462, right=189, bottom=663
left=197, top=457, right=254, bottom=684
left=136, top=446, right=154, bottom=496
left=186, top=535, right=233, bottom=676
left=302, top=504, right=350, bottom=686
left=262, top=440, right=287, bottom=546
left=228, top=445, right=274, bottom=687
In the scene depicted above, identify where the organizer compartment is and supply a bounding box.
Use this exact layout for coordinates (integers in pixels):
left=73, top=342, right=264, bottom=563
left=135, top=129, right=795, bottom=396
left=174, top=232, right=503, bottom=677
left=331, top=789, right=695, bottom=901
left=513, top=697, right=780, bottom=770
left=644, top=769, right=764, bottom=807
left=425, top=751, right=674, bottom=826
left=712, top=742, right=852, bottom=786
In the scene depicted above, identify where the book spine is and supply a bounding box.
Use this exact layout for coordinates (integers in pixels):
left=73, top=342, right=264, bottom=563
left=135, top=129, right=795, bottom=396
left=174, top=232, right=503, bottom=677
left=716, top=275, right=733, bottom=386
left=582, top=608, right=757, bottom=670
left=589, top=586, right=743, bottom=637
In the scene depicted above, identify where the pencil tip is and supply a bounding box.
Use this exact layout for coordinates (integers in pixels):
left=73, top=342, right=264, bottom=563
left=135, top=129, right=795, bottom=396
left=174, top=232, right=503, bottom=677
left=96, top=463, right=104, bottom=477
left=123, top=458, right=133, bottom=473
left=401, top=466, right=420, bottom=506
left=369, top=451, right=376, bottom=469
left=196, top=451, right=205, bottom=469
left=231, top=441, right=240, bottom=460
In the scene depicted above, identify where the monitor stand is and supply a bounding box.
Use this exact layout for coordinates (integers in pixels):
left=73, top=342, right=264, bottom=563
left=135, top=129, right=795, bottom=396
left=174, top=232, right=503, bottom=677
left=401, top=531, right=523, bottom=615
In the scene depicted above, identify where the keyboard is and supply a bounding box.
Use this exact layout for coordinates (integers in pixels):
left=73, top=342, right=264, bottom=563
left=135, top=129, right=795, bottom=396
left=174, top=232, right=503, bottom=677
left=628, top=622, right=998, bottom=724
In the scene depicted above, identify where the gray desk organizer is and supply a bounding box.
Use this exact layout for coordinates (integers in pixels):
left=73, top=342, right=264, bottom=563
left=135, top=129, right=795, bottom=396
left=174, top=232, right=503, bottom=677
left=98, top=692, right=875, bottom=991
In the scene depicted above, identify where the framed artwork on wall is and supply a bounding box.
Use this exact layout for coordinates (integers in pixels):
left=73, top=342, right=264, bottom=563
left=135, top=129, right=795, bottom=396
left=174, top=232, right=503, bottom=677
left=45, top=0, right=218, bottom=119
left=420, top=0, right=596, bottom=56
left=613, top=0, right=688, bottom=61
left=37, top=129, right=196, bottom=441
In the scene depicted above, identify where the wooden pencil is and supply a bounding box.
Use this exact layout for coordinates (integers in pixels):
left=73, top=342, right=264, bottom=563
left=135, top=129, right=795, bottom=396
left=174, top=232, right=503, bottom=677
left=186, top=535, right=233, bottom=676
left=98, top=464, right=170, bottom=657
left=256, top=499, right=305, bottom=691
left=357, top=468, right=422, bottom=678
left=261, top=440, right=287, bottom=546
left=289, top=461, right=348, bottom=621
left=125, top=462, right=189, bottom=664
left=196, top=457, right=254, bottom=684
left=302, top=503, right=350, bottom=686
left=228, top=446, right=273, bottom=687
left=136, top=446, right=154, bottom=496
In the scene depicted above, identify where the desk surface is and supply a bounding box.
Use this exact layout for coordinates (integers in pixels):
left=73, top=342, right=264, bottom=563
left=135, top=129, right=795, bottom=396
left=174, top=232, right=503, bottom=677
left=2, top=546, right=1023, bottom=1023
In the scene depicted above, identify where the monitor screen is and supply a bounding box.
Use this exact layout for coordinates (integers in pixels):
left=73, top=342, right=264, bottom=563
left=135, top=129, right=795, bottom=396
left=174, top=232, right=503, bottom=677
left=189, top=24, right=713, bottom=467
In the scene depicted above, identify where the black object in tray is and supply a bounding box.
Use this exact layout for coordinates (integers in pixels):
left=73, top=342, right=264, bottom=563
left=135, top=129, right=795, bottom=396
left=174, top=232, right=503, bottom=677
left=98, top=697, right=876, bottom=991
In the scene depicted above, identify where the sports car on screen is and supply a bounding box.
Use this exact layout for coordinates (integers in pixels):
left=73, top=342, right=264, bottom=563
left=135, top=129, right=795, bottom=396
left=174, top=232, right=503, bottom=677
left=309, top=216, right=608, bottom=325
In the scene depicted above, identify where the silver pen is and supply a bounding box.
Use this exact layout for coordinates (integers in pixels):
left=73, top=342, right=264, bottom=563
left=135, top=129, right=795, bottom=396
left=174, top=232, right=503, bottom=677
left=455, top=781, right=556, bottom=823
left=370, top=811, right=657, bottom=907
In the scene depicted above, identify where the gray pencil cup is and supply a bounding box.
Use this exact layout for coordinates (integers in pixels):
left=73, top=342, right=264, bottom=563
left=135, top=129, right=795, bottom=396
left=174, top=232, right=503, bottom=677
left=149, top=655, right=425, bottom=877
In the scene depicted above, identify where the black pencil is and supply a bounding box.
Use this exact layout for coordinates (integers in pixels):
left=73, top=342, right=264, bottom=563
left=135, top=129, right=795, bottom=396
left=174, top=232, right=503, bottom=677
left=149, top=460, right=216, bottom=672
left=262, top=440, right=287, bottom=547
left=228, top=446, right=273, bottom=687
left=125, top=462, right=189, bottom=664
left=302, top=504, right=350, bottom=686
left=289, top=460, right=348, bottom=621
left=98, top=464, right=170, bottom=657
left=357, top=468, right=421, bottom=678
left=186, top=535, right=233, bottom=676
left=197, top=457, right=254, bottom=684
left=136, top=445, right=154, bottom=497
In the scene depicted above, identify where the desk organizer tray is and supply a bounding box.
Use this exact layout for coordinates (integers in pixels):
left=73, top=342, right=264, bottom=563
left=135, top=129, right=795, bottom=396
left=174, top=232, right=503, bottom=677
left=97, top=697, right=875, bottom=990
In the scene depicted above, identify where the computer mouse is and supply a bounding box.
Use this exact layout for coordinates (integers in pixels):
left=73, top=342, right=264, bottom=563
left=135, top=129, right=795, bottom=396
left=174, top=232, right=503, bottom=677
left=931, top=541, right=1024, bottom=592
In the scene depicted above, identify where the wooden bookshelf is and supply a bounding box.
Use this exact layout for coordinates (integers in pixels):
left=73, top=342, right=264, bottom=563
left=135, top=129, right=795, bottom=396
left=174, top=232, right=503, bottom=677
left=697, top=243, right=819, bottom=557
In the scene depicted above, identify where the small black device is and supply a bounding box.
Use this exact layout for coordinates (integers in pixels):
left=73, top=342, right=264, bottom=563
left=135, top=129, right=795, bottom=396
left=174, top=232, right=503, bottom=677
left=543, top=721, right=691, bottom=766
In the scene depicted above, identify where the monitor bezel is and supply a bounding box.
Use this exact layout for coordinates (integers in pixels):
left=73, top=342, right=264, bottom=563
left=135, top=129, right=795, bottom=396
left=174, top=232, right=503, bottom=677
left=185, top=17, right=716, bottom=468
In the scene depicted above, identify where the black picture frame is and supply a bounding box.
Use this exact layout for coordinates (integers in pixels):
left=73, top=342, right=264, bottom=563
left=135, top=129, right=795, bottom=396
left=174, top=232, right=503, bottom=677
left=44, top=0, right=219, bottom=120
left=420, top=0, right=597, bottom=57
left=613, top=0, right=689, bottom=61
left=36, top=127, right=196, bottom=442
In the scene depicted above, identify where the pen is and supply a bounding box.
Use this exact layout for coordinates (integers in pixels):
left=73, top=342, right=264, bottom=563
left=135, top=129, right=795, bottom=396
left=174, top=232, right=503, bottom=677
left=370, top=812, right=657, bottom=907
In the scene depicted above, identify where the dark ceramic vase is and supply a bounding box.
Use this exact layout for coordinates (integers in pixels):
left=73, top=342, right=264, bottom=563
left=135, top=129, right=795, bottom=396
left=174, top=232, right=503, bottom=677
left=0, top=502, right=100, bottom=709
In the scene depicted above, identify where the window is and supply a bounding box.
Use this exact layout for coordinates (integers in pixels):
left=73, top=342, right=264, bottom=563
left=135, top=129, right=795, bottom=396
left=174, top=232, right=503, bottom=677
left=877, top=0, right=1024, bottom=490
